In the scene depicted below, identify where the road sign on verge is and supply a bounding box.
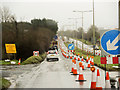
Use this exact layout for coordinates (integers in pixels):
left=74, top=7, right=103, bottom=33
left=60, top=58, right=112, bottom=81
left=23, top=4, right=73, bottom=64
left=68, top=44, right=75, bottom=50
left=5, top=44, right=16, bottom=53
left=33, top=51, right=39, bottom=56
left=101, top=30, right=120, bottom=55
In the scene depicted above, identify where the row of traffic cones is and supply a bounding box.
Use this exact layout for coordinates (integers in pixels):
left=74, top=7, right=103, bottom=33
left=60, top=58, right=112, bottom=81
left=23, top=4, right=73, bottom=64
left=71, top=59, right=86, bottom=81
left=90, top=67, right=111, bottom=89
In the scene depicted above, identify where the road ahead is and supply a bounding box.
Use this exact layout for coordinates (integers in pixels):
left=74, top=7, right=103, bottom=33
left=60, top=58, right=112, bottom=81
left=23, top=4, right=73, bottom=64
left=9, top=46, right=119, bottom=88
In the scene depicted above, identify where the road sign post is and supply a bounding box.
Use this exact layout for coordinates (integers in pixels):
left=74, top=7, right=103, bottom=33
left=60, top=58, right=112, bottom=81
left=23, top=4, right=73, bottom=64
left=101, top=30, right=120, bottom=82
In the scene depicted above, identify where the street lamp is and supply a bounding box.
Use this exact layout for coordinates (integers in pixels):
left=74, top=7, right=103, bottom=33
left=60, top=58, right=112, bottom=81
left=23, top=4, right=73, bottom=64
left=73, top=10, right=92, bottom=51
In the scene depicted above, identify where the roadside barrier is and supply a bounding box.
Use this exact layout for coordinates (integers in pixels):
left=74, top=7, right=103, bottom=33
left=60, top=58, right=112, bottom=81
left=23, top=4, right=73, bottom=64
left=90, top=66, right=96, bottom=89
left=105, top=72, right=111, bottom=88
left=96, top=69, right=102, bottom=89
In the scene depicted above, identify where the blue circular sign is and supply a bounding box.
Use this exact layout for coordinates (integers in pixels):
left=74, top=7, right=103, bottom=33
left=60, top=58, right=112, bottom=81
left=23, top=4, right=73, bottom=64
left=68, top=44, right=75, bottom=50
left=101, top=30, right=120, bottom=55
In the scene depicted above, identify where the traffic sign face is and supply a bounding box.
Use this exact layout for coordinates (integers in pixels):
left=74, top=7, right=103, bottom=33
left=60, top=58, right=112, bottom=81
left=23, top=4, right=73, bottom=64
left=68, top=44, right=74, bottom=50
left=101, top=30, right=120, bottom=55
left=33, top=51, right=39, bottom=56
left=5, top=44, right=16, bottom=53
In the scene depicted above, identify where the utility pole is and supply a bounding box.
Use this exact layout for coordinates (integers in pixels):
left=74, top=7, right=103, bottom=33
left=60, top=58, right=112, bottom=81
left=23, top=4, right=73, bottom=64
left=73, top=10, right=92, bottom=51
left=93, top=0, right=95, bottom=56
left=118, top=0, right=120, bottom=68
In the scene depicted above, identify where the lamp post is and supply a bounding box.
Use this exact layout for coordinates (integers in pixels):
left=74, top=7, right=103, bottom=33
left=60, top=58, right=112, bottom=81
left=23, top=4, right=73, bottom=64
left=73, top=10, right=92, bottom=51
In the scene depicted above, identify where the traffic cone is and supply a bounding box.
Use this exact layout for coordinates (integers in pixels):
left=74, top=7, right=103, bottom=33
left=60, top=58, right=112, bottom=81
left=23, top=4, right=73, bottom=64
left=76, top=62, right=86, bottom=82
left=86, top=55, right=88, bottom=60
left=96, top=69, right=102, bottom=90
left=105, top=72, right=111, bottom=88
left=78, top=54, right=80, bottom=61
left=18, top=58, right=21, bottom=65
left=90, top=67, right=96, bottom=89
left=87, top=59, right=91, bottom=68
left=91, top=56, right=94, bottom=66
left=72, top=60, right=78, bottom=75
left=74, top=55, right=76, bottom=60
left=90, top=56, right=92, bottom=64
left=70, top=59, right=74, bottom=73
left=82, top=65, right=84, bottom=70
left=70, top=56, right=72, bottom=59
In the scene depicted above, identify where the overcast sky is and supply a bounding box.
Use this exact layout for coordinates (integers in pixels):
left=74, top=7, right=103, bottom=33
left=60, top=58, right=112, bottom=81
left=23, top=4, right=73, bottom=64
left=0, top=0, right=119, bottom=31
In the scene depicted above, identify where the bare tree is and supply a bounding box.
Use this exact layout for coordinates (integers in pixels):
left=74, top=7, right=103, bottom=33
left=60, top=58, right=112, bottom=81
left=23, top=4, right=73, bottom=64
left=0, top=6, right=16, bottom=22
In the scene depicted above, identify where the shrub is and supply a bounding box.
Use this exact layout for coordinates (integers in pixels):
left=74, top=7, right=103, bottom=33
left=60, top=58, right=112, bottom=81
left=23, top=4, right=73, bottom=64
left=22, top=56, right=43, bottom=65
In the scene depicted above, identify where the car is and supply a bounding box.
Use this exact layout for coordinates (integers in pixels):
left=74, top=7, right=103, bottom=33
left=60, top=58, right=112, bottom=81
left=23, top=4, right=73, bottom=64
left=53, top=45, right=58, bottom=51
left=46, top=49, right=59, bottom=61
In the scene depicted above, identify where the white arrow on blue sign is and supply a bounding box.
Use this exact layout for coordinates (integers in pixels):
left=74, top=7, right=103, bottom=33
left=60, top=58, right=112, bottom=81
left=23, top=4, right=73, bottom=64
left=101, top=30, right=120, bottom=55
left=68, top=44, right=75, bottom=50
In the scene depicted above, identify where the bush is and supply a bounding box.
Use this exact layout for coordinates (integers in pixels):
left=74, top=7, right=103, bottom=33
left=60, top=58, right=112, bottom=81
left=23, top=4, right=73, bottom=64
left=22, top=56, right=43, bottom=65
left=40, top=52, right=47, bottom=60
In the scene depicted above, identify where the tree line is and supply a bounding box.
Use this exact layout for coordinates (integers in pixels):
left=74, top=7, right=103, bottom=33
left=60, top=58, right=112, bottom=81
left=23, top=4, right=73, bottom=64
left=1, top=6, right=58, bottom=60
left=58, top=25, right=100, bottom=44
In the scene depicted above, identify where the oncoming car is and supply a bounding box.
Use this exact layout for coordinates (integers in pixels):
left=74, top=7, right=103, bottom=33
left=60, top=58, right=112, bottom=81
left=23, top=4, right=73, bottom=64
left=46, top=49, right=59, bottom=61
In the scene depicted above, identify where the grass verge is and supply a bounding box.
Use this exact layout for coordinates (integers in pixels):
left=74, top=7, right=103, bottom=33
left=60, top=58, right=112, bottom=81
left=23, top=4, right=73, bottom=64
left=0, top=60, right=18, bottom=65
left=0, top=77, right=11, bottom=90
left=0, top=53, right=47, bottom=65
left=64, top=42, right=120, bottom=71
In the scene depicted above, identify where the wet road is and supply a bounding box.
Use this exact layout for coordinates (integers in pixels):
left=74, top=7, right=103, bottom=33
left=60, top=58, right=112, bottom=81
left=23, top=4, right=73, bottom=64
left=9, top=49, right=119, bottom=88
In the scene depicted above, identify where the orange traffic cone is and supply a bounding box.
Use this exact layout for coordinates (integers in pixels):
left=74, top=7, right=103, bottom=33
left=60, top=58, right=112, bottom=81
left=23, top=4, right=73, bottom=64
left=71, top=59, right=75, bottom=73
left=70, top=56, right=72, bottom=59
left=78, top=54, right=80, bottom=61
left=18, top=58, right=21, bottom=65
left=90, top=66, right=96, bottom=89
left=81, top=55, right=84, bottom=61
left=96, top=69, right=102, bottom=90
left=76, top=62, right=86, bottom=82
left=74, top=55, right=76, bottom=60
left=82, top=65, right=84, bottom=70
left=90, top=56, right=92, bottom=64
left=87, top=59, right=91, bottom=68
left=86, top=55, right=88, bottom=60
left=72, top=60, right=78, bottom=75
left=105, top=72, right=111, bottom=88
left=91, top=56, right=94, bottom=66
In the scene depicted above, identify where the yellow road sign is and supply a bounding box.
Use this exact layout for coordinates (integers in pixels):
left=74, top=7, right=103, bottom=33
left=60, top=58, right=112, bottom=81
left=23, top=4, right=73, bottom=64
left=5, top=44, right=16, bottom=53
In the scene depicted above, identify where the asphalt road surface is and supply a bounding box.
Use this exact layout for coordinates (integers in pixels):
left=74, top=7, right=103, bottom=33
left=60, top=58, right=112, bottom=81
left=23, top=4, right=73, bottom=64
left=9, top=48, right=119, bottom=88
